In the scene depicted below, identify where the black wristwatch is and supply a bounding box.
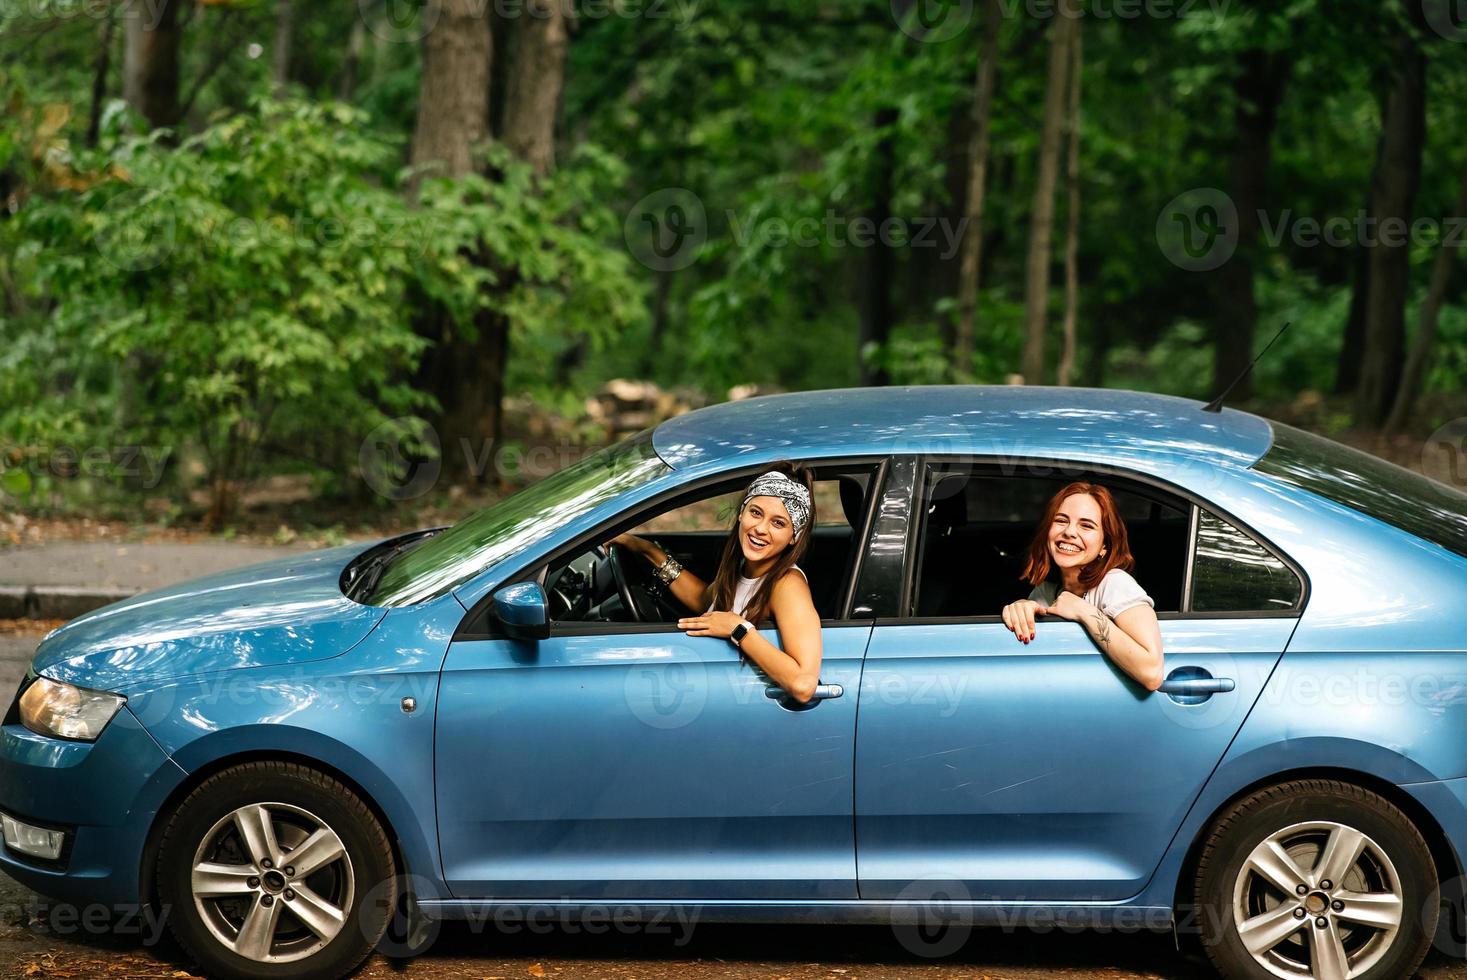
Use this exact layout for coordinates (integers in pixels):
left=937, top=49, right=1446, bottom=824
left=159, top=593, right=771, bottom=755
left=730, top=620, right=754, bottom=648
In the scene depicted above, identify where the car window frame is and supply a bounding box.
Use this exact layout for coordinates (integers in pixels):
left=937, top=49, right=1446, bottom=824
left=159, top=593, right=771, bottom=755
left=454, top=456, right=891, bottom=641
left=891, top=454, right=1309, bottom=625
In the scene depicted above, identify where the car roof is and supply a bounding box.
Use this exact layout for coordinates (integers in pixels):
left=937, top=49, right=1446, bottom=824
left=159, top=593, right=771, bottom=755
left=652, top=385, right=1275, bottom=474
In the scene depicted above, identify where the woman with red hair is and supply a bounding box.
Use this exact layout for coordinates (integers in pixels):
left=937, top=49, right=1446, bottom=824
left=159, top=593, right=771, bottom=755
left=1000, top=482, right=1165, bottom=691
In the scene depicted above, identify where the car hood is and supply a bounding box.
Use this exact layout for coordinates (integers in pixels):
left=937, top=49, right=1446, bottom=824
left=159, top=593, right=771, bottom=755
left=30, top=542, right=387, bottom=692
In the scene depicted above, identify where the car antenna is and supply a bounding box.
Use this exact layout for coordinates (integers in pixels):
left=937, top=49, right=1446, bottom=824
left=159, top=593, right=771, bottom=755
left=1202, top=321, right=1291, bottom=414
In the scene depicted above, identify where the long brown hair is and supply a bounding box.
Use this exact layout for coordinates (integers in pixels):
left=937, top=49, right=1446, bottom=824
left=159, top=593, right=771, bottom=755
left=707, top=461, right=816, bottom=624
left=1020, top=482, right=1134, bottom=592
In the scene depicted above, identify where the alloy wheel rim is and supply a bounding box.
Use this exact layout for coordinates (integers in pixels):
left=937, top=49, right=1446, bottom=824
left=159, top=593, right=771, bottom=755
left=189, top=802, right=355, bottom=964
left=1231, top=820, right=1403, bottom=980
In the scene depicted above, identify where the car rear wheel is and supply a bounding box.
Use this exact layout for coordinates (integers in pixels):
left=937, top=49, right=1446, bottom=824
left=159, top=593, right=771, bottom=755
left=157, top=761, right=396, bottom=980
left=1194, top=779, right=1437, bottom=980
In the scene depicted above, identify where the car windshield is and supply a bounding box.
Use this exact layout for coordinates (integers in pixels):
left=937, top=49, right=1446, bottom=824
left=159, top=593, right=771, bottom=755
left=1254, top=422, right=1467, bottom=561
left=363, top=429, right=670, bottom=606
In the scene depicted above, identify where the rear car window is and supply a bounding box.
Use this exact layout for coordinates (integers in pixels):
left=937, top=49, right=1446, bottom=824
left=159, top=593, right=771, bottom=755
left=1254, top=423, right=1467, bottom=561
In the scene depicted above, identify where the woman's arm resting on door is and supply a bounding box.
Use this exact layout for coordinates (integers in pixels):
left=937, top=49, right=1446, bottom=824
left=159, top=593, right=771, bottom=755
left=1049, top=591, right=1164, bottom=691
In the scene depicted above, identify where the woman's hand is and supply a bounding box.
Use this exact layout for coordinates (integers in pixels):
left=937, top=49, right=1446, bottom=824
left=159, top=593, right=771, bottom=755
left=1001, top=599, right=1050, bottom=644
left=1045, top=590, right=1089, bottom=622
left=603, top=532, right=647, bottom=554
left=677, top=611, right=743, bottom=639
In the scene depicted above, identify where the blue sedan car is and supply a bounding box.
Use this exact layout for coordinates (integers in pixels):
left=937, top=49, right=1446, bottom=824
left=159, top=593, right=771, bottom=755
left=4, top=386, right=1466, bottom=980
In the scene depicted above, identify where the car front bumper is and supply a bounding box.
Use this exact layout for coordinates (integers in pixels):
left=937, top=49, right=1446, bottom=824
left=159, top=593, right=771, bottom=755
left=0, top=706, right=185, bottom=908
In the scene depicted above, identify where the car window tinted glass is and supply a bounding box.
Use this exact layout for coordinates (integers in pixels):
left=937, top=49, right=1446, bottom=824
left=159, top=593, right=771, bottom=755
left=912, top=468, right=1189, bottom=618
left=1190, top=510, right=1302, bottom=613
left=1255, top=423, right=1467, bottom=561
left=365, top=430, right=669, bottom=606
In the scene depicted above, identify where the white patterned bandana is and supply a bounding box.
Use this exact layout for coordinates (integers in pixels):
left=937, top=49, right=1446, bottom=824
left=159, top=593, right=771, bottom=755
left=741, top=471, right=812, bottom=539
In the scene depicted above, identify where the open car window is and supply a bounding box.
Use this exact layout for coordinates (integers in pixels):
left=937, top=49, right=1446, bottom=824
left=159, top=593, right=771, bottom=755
left=544, top=465, right=879, bottom=628
left=909, top=467, right=1190, bottom=619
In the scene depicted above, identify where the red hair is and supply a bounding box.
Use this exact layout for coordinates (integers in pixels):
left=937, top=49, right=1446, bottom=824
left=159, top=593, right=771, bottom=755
left=1020, top=482, right=1134, bottom=592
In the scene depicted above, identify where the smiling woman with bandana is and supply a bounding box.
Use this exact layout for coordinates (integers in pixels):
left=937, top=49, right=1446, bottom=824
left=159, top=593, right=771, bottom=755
left=606, top=462, right=824, bottom=703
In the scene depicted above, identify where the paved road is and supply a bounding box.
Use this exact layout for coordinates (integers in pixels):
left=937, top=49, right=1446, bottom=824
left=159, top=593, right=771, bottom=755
left=1, top=629, right=1464, bottom=979
left=0, top=542, right=313, bottom=592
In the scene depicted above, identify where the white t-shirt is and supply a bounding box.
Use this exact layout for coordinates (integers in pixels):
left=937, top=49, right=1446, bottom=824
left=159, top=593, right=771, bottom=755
left=707, top=565, right=807, bottom=618
left=1028, top=568, right=1154, bottom=620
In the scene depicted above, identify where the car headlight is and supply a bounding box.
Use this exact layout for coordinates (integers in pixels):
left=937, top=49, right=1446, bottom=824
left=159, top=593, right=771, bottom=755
left=18, top=676, right=126, bottom=742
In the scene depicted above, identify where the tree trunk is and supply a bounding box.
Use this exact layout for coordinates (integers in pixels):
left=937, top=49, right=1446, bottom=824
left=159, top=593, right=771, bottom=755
left=409, top=0, right=493, bottom=189
left=1211, top=48, right=1289, bottom=404
left=408, top=0, right=495, bottom=482
left=86, top=10, right=119, bottom=147
left=271, top=0, right=293, bottom=95
left=1334, top=238, right=1370, bottom=393
left=1385, top=162, right=1467, bottom=433
left=1355, top=37, right=1426, bottom=428
left=859, top=104, right=898, bottom=387
left=498, top=0, right=569, bottom=178
left=1020, top=0, right=1079, bottom=385
left=122, top=0, right=183, bottom=130
left=338, top=17, right=365, bottom=101
left=953, top=0, right=1002, bottom=381
left=1057, top=22, right=1082, bottom=387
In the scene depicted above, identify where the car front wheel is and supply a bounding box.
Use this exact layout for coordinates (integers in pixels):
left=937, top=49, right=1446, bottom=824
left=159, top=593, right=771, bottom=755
left=1194, top=778, right=1437, bottom=980
left=157, top=761, right=396, bottom=980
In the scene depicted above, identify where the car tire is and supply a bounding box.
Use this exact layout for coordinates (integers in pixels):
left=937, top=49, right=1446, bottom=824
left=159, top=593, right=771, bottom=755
left=1193, top=778, right=1437, bottom=980
left=156, top=761, right=397, bottom=980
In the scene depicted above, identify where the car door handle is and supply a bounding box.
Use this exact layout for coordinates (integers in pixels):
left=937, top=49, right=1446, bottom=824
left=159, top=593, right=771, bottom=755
left=1158, top=666, right=1236, bottom=704
left=765, top=683, right=844, bottom=702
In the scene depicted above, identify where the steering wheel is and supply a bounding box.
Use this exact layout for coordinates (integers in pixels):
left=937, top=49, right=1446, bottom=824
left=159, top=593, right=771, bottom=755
left=594, top=544, right=658, bottom=622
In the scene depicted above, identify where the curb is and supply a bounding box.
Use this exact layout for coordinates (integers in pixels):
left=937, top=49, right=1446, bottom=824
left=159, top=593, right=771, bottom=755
left=0, top=586, right=138, bottom=621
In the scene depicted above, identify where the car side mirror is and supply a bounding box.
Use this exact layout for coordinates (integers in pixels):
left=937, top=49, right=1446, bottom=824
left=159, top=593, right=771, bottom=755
left=491, top=582, right=550, bottom=641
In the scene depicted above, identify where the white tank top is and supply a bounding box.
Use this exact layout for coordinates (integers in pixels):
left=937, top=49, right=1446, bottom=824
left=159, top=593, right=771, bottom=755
left=707, top=565, right=807, bottom=618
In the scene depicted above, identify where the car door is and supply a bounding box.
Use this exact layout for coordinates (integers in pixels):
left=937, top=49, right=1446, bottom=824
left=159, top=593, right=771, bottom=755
left=853, top=458, right=1305, bottom=902
left=434, top=463, right=885, bottom=901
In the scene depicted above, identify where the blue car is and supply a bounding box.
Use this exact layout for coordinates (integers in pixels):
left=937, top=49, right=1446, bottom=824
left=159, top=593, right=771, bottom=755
left=4, top=386, right=1466, bottom=980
